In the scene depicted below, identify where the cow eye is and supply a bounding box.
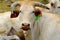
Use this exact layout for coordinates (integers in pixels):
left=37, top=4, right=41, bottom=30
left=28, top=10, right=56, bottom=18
left=10, top=10, right=21, bottom=18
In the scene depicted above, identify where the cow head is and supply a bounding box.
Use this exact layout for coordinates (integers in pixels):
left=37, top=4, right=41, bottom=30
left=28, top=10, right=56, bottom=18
left=10, top=1, right=47, bottom=31
left=19, top=5, right=42, bottom=31
left=19, top=4, right=42, bottom=31
left=49, top=0, right=60, bottom=8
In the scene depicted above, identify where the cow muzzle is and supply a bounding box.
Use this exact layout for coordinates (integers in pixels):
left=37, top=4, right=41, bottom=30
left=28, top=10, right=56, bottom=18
left=21, top=23, right=30, bottom=31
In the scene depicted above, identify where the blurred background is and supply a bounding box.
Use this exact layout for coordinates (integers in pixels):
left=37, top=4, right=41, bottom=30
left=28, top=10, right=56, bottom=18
left=0, top=0, right=49, bottom=13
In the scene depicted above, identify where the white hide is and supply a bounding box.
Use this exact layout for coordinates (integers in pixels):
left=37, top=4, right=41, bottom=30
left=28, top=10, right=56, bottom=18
left=0, top=11, right=21, bottom=35
left=45, top=0, right=60, bottom=14
left=0, top=12, right=12, bottom=35
left=0, top=35, right=20, bottom=40
left=32, top=20, right=40, bottom=40
left=39, top=12, right=60, bottom=40
left=0, top=11, right=22, bottom=40
left=10, top=14, right=20, bottom=32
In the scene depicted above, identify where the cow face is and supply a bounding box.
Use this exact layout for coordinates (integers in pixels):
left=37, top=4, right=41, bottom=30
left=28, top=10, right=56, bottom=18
left=10, top=2, right=42, bottom=31
left=18, top=4, right=42, bottom=31
left=50, top=0, right=60, bottom=8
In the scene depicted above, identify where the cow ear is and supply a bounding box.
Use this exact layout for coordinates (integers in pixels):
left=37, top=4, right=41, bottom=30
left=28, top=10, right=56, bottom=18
left=10, top=9, right=20, bottom=18
left=34, top=8, right=42, bottom=16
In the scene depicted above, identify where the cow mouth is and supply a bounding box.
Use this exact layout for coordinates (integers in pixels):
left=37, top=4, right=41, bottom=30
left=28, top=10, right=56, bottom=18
left=21, top=26, right=30, bottom=31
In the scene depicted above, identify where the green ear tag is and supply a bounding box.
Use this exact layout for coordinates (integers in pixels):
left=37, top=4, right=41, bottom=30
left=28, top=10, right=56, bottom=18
left=35, top=15, right=40, bottom=21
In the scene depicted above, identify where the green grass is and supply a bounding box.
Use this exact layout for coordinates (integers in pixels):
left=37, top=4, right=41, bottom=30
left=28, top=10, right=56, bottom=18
left=0, top=2, right=8, bottom=13
left=0, top=0, right=48, bottom=13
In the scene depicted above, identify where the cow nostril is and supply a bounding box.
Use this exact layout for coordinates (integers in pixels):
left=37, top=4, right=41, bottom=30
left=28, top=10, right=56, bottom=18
left=22, top=23, right=24, bottom=26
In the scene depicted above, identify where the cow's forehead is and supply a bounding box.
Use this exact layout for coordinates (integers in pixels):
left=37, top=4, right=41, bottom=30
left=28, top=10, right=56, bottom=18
left=20, top=4, right=34, bottom=12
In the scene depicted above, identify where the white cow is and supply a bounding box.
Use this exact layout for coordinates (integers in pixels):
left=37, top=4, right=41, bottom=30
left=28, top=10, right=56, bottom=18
left=31, top=7, right=60, bottom=40
left=0, top=11, right=21, bottom=34
left=45, top=0, right=60, bottom=14
left=10, top=1, right=49, bottom=40
left=0, top=10, right=24, bottom=40
left=10, top=0, right=46, bottom=40
left=11, top=0, right=60, bottom=40
left=0, top=11, right=12, bottom=35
